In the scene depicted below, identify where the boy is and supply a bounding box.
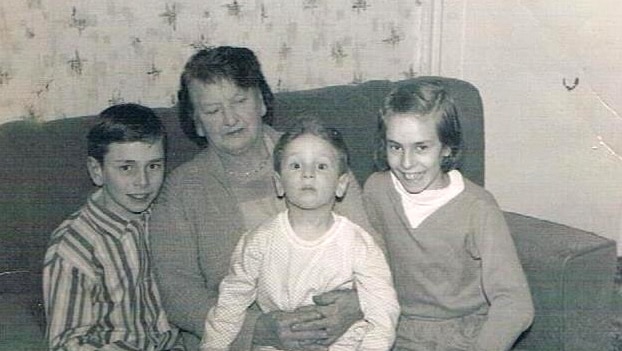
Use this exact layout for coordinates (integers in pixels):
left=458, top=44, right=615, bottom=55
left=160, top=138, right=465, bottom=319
left=200, top=119, right=399, bottom=351
left=43, top=103, right=184, bottom=351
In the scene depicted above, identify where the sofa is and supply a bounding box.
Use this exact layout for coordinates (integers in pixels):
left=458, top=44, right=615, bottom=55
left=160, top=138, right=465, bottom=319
left=0, top=77, right=618, bottom=351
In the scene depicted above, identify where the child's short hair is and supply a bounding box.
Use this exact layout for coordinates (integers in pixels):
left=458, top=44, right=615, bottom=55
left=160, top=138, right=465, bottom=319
left=87, top=103, right=166, bottom=163
left=375, top=80, right=463, bottom=172
left=273, top=118, right=349, bottom=175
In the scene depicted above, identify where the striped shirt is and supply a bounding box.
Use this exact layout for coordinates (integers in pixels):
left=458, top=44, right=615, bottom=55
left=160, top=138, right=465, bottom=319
left=43, top=189, right=183, bottom=351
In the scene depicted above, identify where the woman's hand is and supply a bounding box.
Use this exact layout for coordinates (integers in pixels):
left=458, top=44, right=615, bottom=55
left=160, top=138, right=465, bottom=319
left=253, top=309, right=329, bottom=351
left=296, top=289, right=363, bottom=346
left=252, top=289, right=362, bottom=350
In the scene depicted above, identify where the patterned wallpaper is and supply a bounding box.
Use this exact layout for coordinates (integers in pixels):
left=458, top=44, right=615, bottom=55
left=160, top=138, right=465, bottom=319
left=0, top=0, right=433, bottom=125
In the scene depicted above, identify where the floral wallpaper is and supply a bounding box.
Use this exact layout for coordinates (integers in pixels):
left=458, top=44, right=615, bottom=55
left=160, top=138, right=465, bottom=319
left=0, top=0, right=433, bottom=125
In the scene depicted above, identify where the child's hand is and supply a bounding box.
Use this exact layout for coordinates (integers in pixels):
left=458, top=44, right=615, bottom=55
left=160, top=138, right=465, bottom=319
left=294, top=289, right=363, bottom=346
left=253, top=310, right=329, bottom=351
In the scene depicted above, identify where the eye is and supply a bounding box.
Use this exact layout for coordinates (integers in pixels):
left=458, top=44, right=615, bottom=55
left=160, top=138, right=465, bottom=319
left=288, top=162, right=301, bottom=170
left=415, top=144, right=429, bottom=152
left=119, top=165, right=132, bottom=172
left=317, top=163, right=329, bottom=170
left=204, top=108, right=220, bottom=115
left=388, top=144, right=402, bottom=152
left=234, top=96, right=247, bottom=104
left=148, top=163, right=163, bottom=170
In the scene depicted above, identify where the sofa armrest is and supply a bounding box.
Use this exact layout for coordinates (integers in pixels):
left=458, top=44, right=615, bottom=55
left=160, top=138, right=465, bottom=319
left=505, top=212, right=617, bottom=351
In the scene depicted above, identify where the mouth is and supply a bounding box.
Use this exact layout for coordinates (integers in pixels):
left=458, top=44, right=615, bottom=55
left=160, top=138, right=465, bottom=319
left=127, top=193, right=152, bottom=201
left=224, top=127, right=245, bottom=137
left=401, top=171, right=425, bottom=181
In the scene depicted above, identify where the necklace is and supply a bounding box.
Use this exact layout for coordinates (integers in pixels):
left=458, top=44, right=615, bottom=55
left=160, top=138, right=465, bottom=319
left=225, top=157, right=270, bottom=180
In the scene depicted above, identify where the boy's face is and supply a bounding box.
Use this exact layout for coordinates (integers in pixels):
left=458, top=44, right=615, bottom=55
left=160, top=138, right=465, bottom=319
left=385, top=113, right=451, bottom=194
left=87, top=139, right=165, bottom=219
left=274, top=134, right=349, bottom=212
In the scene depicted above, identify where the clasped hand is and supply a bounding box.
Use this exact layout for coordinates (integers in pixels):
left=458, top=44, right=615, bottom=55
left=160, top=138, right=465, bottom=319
left=253, top=289, right=363, bottom=350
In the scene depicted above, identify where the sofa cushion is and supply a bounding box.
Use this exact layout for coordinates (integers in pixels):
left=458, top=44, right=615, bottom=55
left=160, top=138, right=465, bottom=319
left=0, top=271, right=46, bottom=351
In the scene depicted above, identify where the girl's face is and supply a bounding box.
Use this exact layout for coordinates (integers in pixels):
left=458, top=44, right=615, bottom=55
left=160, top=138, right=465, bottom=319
left=385, top=113, right=451, bottom=194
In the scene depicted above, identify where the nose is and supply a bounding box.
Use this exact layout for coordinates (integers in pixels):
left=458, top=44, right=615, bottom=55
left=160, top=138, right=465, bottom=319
left=222, top=105, right=239, bottom=127
left=400, top=149, right=417, bottom=170
left=134, top=169, right=149, bottom=188
left=302, top=167, right=315, bottom=179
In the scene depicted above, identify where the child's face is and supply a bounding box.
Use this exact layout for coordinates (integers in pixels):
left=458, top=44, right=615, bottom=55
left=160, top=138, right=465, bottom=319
left=385, top=113, right=451, bottom=194
left=87, top=139, right=165, bottom=219
left=274, top=134, right=349, bottom=212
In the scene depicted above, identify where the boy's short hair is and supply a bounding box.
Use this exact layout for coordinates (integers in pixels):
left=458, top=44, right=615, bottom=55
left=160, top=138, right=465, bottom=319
left=375, top=80, right=463, bottom=172
left=87, top=103, right=166, bottom=163
left=178, top=46, right=275, bottom=146
left=273, top=118, right=349, bottom=175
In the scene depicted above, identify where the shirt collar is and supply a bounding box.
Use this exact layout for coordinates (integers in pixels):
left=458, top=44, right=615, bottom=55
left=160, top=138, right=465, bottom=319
left=84, top=189, right=149, bottom=238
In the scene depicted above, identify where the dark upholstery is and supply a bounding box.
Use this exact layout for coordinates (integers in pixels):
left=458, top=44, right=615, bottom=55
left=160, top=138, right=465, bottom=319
left=0, top=77, right=617, bottom=350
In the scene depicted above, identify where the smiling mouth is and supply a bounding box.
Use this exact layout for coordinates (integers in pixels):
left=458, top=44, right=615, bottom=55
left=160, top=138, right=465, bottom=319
left=128, top=194, right=151, bottom=201
left=402, top=171, right=425, bottom=181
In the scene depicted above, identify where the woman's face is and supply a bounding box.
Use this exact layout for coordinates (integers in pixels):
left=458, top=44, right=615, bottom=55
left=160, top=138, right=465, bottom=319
left=189, top=78, right=266, bottom=156
left=385, top=113, right=451, bottom=194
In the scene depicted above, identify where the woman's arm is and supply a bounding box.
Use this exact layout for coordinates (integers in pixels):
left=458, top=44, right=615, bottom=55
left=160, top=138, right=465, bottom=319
left=150, top=178, right=213, bottom=337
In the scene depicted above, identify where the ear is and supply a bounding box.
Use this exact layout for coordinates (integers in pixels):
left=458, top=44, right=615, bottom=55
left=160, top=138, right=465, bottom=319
left=257, top=89, right=267, bottom=118
left=442, top=145, right=452, bottom=158
left=194, top=117, right=205, bottom=137
left=87, top=157, right=104, bottom=187
left=335, top=172, right=350, bottom=199
left=273, top=172, right=285, bottom=198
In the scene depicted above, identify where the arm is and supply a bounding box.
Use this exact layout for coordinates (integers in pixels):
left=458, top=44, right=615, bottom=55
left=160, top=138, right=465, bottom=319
left=44, top=256, right=135, bottom=351
left=201, top=231, right=261, bottom=350
left=473, top=201, right=535, bottom=351
left=362, top=175, right=387, bottom=252
left=150, top=179, right=212, bottom=337
left=353, top=232, right=400, bottom=350
left=335, top=172, right=386, bottom=252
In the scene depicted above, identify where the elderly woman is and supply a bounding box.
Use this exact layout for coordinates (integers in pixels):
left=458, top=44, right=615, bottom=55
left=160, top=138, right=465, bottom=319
left=150, top=46, right=377, bottom=350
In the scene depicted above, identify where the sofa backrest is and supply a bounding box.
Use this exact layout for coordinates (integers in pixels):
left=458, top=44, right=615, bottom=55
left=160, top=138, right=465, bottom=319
left=0, top=77, right=483, bottom=276
left=273, top=78, right=484, bottom=184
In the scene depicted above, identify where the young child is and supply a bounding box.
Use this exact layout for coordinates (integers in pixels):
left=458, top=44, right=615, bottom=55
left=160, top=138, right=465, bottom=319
left=43, top=104, right=184, bottom=351
left=363, top=81, right=534, bottom=351
left=200, top=119, right=399, bottom=351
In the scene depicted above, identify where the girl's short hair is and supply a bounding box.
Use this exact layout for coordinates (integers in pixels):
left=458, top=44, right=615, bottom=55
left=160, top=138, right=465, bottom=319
left=273, top=117, right=349, bottom=175
left=87, top=103, right=166, bottom=164
left=177, top=46, right=274, bottom=147
left=374, top=80, right=463, bottom=172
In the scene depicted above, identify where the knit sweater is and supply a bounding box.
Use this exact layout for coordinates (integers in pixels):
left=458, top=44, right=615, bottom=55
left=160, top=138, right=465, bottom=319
left=150, top=126, right=376, bottom=350
left=363, top=171, right=534, bottom=351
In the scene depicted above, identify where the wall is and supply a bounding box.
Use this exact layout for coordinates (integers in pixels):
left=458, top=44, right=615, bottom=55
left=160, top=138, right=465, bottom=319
left=441, top=0, right=622, bottom=254
left=0, top=0, right=432, bottom=125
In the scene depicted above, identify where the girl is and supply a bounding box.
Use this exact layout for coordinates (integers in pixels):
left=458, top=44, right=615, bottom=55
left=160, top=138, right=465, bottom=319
left=363, top=81, right=534, bottom=351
